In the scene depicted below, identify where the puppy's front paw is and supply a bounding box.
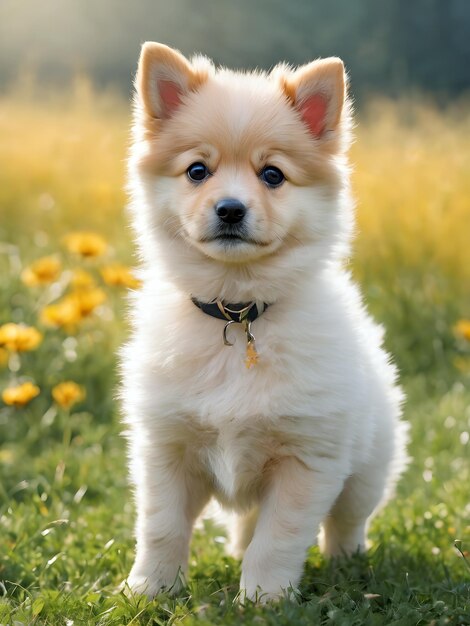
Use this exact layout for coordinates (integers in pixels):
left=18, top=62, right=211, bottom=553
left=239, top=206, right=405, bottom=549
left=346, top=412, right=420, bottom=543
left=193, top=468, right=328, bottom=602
left=240, top=568, right=299, bottom=604
left=124, top=565, right=184, bottom=598
left=240, top=549, right=301, bottom=604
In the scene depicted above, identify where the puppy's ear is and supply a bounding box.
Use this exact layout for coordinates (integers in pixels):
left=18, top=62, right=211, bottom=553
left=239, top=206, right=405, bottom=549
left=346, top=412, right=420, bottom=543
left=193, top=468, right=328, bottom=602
left=281, top=58, right=346, bottom=139
left=136, top=42, right=208, bottom=119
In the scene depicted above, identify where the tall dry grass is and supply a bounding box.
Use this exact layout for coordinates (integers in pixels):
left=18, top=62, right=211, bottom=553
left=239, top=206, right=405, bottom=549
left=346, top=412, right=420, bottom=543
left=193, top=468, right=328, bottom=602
left=0, top=78, right=128, bottom=254
left=1, top=83, right=469, bottom=283
left=353, top=97, right=470, bottom=289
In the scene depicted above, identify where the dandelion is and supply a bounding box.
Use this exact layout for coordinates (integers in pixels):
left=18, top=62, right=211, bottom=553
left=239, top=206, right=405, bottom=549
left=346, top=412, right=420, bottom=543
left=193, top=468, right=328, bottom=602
left=2, top=381, right=40, bottom=407
left=454, top=320, right=470, bottom=341
left=70, top=268, right=95, bottom=289
left=52, top=381, right=85, bottom=409
left=101, top=264, right=141, bottom=289
left=63, top=231, right=108, bottom=258
left=21, top=255, right=61, bottom=286
left=0, top=323, right=43, bottom=352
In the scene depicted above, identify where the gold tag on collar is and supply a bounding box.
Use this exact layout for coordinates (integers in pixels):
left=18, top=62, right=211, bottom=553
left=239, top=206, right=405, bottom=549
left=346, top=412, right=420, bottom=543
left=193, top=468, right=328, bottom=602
left=243, top=320, right=259, bottom=369
left=245, top=339, right=259, bottom=369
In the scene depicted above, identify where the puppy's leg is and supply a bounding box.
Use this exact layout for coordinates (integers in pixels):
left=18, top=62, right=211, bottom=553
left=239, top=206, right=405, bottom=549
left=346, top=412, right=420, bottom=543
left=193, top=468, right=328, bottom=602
left=126, top=445, right=210, bottom=597
left=228, top=507, right=259, bottom=559
left=240, top=457, right=344, bottom=602
left=322, top=418, right=407, bottom=557
left=320, top=471, right=385, bottom=557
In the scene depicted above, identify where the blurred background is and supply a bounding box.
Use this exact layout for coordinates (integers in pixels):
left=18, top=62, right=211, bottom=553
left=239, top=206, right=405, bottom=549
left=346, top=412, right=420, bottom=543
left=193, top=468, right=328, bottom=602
left=1, top=1, right=470, bottom=622
left=1, top=0, right=470, bottom=98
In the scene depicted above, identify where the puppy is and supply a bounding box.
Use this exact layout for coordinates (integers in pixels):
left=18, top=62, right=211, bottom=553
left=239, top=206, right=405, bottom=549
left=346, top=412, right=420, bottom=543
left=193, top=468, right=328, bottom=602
left=121, top=42, right=408, bottom=602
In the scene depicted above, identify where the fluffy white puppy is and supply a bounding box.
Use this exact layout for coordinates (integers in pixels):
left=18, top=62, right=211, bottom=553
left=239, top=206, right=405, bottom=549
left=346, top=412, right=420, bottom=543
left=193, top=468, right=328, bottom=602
left=121, top=42, right=408, bottom=602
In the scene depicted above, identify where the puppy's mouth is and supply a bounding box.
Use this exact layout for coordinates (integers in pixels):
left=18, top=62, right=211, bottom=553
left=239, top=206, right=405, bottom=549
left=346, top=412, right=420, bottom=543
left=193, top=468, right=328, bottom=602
left=179, top=223, right=280, bottom=261
left=201, top=234, right=269, bottom=246
left=199, top=226, right=270, bottom=247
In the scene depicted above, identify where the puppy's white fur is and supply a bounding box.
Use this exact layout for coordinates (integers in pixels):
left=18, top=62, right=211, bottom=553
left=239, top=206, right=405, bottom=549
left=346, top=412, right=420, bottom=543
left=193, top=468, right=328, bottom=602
left=121, top=43, right=408, bottom=601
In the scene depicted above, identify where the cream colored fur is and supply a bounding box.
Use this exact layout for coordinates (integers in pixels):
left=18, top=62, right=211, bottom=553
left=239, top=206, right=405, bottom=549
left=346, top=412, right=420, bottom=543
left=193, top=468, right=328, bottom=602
left=121, top=42, right=409, bottom=602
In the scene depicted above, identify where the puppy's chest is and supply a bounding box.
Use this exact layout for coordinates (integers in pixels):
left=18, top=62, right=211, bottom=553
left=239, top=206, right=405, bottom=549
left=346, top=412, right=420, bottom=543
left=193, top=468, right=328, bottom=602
left=164, top=317, right=304, bottom=419
left=196, top=422, right=283, bottom=506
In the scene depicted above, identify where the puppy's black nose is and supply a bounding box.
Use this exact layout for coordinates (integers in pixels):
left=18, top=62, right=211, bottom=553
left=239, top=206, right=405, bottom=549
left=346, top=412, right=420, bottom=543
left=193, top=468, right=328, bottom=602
left=214, top=198, right=247, bottom=224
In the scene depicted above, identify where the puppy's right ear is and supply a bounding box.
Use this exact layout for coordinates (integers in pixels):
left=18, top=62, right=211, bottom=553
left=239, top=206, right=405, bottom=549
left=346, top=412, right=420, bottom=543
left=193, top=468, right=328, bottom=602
left=136, top=42, right=208, bottom=120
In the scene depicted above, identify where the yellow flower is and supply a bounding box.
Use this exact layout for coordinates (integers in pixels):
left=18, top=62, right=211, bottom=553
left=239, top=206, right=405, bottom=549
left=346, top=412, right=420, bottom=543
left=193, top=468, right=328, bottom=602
left=63, top=231, right=108, bottom=258
left=70, top=287, right=106, bottom=316
left=52, top=381, right=85, bottom=409
left=41, top=298, right=82, bottom=329
left=40, top=288, right=106, bottom=329
left=455, top=319, right=470, bottom=341
left=0, top=323, right=43, bottom=352
left=2, top=381, right=40, bottom=407
left=70, top=268, right=95, bottom=289
left=21, top=255, right=61, bottom=286
left=101, top=264, right=141, bottom=289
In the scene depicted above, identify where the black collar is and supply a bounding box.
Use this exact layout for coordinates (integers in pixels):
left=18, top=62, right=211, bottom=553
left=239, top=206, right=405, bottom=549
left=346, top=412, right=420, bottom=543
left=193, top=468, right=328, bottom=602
left=191, top=297, right=269, bottom=324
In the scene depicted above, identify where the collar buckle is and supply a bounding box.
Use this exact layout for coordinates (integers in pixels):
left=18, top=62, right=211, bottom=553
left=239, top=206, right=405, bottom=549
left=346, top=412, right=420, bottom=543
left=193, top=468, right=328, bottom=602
left=192, top=297, right=268, bottom=368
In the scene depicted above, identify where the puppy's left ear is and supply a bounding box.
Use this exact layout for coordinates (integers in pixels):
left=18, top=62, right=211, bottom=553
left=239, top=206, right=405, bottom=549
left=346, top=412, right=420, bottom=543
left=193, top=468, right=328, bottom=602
left=281, top=57, right=347, bottom=140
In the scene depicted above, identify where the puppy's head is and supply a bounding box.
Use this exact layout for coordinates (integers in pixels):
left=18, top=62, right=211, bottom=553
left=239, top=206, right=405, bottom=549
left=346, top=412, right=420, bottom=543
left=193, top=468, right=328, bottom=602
left=131, top=42, right=351, bottom=268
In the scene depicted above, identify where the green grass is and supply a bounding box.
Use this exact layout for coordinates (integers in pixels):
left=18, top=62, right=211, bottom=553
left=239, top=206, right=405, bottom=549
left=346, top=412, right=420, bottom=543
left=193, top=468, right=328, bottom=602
left=1, top=91, right=470, bottom=624
left=1, top=369, right=470, bottom=625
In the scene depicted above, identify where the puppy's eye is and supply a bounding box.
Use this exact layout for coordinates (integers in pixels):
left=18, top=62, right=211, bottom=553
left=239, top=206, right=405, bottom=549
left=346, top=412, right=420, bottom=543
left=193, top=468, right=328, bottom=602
left=260, top=165, right=285, bottom=188
left=187, top=162, right=210, bottom=182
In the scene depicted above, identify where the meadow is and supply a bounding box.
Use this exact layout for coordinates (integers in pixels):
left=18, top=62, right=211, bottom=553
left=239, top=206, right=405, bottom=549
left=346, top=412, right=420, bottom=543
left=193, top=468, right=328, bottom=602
left=0, top=80, right=469, bottom=624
